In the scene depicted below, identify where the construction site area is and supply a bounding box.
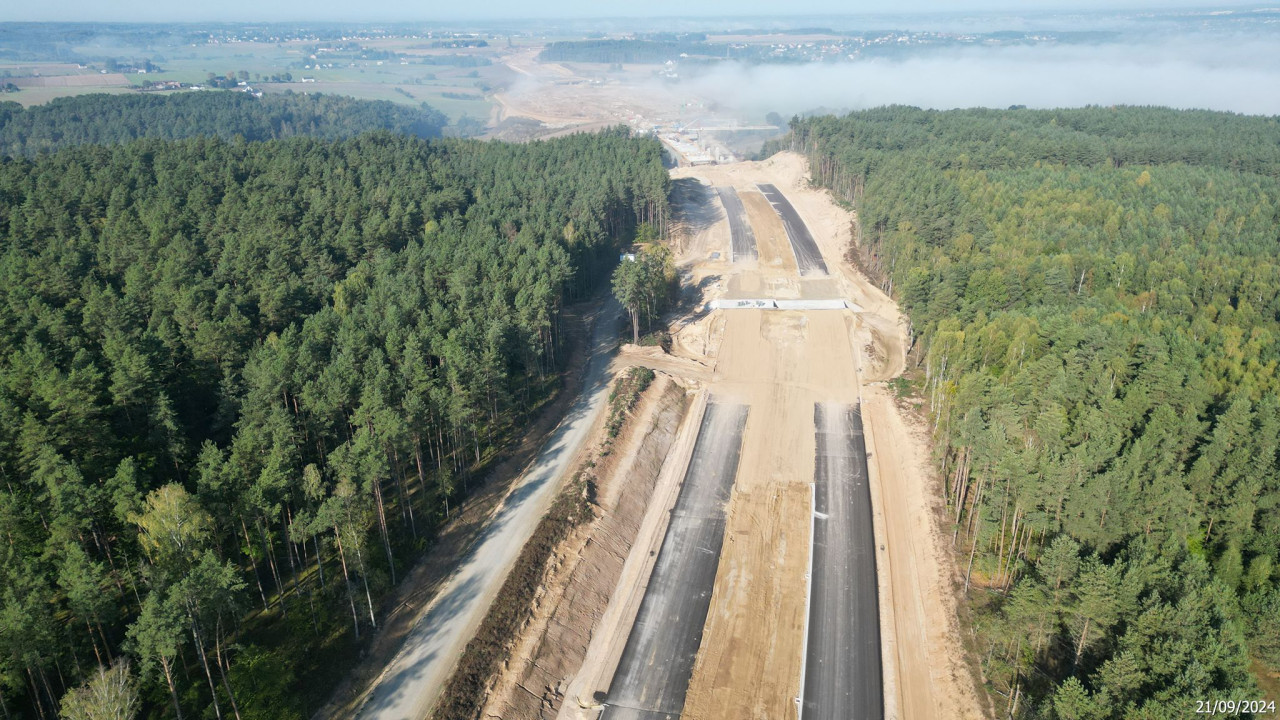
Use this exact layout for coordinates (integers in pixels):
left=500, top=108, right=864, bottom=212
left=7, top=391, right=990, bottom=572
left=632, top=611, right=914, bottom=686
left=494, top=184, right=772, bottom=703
left=452, top=152, right=989, bottom=720
left=489, top=46, right=780, bottom=162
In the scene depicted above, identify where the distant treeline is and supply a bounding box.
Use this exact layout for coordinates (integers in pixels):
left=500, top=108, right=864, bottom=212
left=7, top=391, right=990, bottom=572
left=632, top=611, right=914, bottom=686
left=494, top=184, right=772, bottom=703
left=539, top=31, right=1127, bottom=66
left=0, top=91, right=448, bottom=157
left=427, top=38, right=488, bottom=49
left=417, top=54, right=492, bottom=67
left=770, top=105, right=1280, bottom=717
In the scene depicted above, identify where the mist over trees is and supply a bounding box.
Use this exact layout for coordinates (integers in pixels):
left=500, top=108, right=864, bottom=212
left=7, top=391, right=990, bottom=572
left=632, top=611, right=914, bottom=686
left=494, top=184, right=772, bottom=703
left=774, top=105, right=1280, bottom=716
left=0, top=92, right=448, bottom=158
left=0, top=118, right=668, bottom=718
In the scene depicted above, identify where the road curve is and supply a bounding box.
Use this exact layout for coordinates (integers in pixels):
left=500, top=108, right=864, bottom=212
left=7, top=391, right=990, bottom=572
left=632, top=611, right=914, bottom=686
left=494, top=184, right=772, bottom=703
left=756, top=183, right=828, bottom=277
left=714, top=186, right=759, bottom=262
left=355, top=299, right=623, bottom=720
left=804, top=402, right=883, bottom=720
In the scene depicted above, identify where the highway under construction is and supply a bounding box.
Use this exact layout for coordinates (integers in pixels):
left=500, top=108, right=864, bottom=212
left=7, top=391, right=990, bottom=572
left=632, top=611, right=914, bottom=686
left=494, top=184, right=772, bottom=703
left=594, top=177, right=884, bottom=720
left=374, top=153, right=982, bottom=720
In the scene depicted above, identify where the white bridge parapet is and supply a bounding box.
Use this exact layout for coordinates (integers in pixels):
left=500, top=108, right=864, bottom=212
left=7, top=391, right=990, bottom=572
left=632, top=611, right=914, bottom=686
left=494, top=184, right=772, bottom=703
left=709, top=298, right=863, bottom=311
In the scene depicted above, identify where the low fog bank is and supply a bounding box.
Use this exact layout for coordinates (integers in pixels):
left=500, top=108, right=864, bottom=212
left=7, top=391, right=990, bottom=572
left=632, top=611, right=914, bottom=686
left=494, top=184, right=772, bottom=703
left=685, top=38, right=1280, bottom=118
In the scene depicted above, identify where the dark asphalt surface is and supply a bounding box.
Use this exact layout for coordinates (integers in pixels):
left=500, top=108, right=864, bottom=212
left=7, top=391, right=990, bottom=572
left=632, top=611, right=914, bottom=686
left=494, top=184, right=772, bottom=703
left=805, top=403, right=883, bottom=720
left=756, top=183, right=829, bottom=277
left=602, top=401, right=749, bottom=720
left=714, top=186, right=759, bottom=262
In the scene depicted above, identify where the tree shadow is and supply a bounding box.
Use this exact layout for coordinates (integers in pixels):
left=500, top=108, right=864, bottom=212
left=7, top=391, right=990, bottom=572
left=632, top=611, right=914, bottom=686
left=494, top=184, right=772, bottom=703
left=669, top=177, right=722, bottom=239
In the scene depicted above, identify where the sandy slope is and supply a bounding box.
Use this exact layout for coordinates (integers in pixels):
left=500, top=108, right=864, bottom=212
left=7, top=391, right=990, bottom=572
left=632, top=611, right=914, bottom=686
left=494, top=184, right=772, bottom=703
left=560, top=391, right=710, bottom=719
left=481, top=377, right=690, bottom=719
left=863, top=386, right=987, bottom=720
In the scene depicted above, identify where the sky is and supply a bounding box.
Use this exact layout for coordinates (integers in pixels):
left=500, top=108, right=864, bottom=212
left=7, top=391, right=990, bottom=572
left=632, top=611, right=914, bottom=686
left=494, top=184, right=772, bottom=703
left=4, top=0, right=1259, bottom=23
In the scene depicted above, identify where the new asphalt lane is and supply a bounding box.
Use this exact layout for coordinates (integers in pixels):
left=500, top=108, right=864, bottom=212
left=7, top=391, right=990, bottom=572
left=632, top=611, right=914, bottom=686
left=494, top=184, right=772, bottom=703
left=601, top=401, right=749, bottom=720
left=804, top=402, right=883, bottom=720
left=714, top=186, right=759, bottom=262
left=756, top=183, right=829, bottom=276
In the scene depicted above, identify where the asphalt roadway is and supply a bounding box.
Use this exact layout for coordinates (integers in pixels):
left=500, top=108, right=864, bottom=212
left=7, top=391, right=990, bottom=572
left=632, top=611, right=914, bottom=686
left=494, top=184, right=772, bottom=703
left=804, top=402, right=883, bottom=720
left=354, top=299, right=623, bottom=720
left=601, top=401, right=749, bottom=720
left=713, top=186, right=759, bottom=262
left=756, top=183, right=829, bottom=277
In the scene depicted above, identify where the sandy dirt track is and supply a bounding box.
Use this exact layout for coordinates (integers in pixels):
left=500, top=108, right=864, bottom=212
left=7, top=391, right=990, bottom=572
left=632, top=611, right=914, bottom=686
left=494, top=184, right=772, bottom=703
left=351, top=300, right=623, bottom=720
left=863, top=385, right=987, bottom=720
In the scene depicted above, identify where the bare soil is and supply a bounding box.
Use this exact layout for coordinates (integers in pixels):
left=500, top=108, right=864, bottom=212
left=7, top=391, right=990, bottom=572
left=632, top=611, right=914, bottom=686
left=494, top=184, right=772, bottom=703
left=863, top=385, right=987, bottom=720
left=668, top=154, right=986, bottom=720
left=739, top=190, right=797, bottom=273
left=681, top=308, right=859, bottom=720
left=480, top=377, right=689, bottom=719
left=488, top=47, right=697, bottom=141
left=467, top=151, right=988, bottom=720
left=612, top=345, right=713, bottom=383
left=558, top=390, right=708, bottom=719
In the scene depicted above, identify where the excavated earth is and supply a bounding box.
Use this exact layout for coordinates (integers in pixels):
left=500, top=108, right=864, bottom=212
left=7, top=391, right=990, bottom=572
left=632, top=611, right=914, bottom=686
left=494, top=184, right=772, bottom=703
left=479, top=152, right=986, bottom=720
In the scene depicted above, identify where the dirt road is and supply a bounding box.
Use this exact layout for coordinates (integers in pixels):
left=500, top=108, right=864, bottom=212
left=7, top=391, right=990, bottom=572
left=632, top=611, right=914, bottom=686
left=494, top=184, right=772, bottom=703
left=353, top=299, right=623, bottom=720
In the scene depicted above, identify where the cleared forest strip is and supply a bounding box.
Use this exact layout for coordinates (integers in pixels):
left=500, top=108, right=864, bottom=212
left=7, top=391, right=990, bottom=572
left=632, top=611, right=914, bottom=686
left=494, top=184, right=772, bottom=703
left=669, top=155, right=979, bottom=720
left=429, top=360, right=676, bottom=720
left=432, top=467, right=596, bottom=719
left=559, top=389, right=708, bottom=718
left=478, top=376, right=688, bottom=719
left=862, top=385, right=987, bottom=720
left=353, top=299, right=624, bottom=720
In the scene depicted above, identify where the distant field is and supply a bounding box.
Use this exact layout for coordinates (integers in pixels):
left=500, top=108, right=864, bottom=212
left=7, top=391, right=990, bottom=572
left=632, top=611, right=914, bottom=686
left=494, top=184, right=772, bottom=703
left=260, top=81, right=493, bottom=120
left=2, top=38, right=510, bottom=125
left=0, top=62, right=84, bottom=75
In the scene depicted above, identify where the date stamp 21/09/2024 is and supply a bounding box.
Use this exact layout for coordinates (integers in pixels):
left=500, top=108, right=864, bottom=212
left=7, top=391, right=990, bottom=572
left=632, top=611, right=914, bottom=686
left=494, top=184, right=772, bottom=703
left=1195, top=699, right=1277, bottom=715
